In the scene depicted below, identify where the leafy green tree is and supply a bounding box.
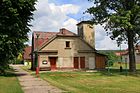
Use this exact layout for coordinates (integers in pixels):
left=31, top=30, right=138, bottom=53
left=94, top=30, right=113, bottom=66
left=86, top=0, right=140, bottom=72
left=0, top=0, right=36, bottom=74
left=99, top=50, right=120, bottom=66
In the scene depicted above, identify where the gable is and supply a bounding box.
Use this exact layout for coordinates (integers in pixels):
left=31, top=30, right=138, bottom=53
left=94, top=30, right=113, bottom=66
left=33, top=31, right=57, bottom=50
left=41, top=36, right=95, bottom=52
left=33, top=28, right=76, bottom=51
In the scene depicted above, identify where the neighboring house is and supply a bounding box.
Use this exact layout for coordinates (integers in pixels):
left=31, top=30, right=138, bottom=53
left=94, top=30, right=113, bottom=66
left=31, top=21, right=106, bottom=71
left=115, top=45, right=140, bottom=64
left=23, top=46, right=32, bottom=66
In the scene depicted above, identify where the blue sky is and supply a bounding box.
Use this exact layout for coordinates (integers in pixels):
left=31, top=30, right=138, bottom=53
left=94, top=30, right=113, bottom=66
left=29, top=0, right=127, bottom=50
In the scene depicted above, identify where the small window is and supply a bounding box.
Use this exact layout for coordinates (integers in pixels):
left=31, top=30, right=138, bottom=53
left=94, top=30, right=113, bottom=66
left=42, top=60, right=48, bottom=64
left=66, top=41, right=70, bottom=48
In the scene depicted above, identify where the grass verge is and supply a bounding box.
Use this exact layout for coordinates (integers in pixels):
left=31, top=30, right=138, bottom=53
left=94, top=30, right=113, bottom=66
left=20, top=65, right=33, bottom=74
left=22, top=63, right=140, bottom=93
left=0, top=69, right=23, bottom=93
left=39, top=71, right=140, bottom=93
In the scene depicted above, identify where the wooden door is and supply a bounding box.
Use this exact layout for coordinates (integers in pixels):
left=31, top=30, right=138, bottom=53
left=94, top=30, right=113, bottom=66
left=95, top=55, right=106, bottom=69
left=74, top=57, right=79, bottom=69
left=50, top=57, right=57, bottom=70
left=80, top=57, right=85, bottom=69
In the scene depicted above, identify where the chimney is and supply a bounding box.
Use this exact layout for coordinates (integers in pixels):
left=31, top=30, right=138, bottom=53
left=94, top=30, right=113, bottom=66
left=60, top=28, right=66, bottom=35
left=77, top=21, right=95, bottom=48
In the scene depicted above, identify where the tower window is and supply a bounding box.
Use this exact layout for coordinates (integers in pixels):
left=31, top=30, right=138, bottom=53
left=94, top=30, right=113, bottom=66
left=66, top=41, right=70, bottom=48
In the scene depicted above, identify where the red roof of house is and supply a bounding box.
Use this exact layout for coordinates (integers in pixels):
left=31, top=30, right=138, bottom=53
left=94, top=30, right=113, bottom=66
left=33, top=31, right=57, bottom=49
left=57, top=28, right=76, bottom=36
left=136, top=45, right=140, bottom=53
left=23, top=46, right=32, bottom=60
left=115, top=45, right=140, bottom=56
left=33, top=28, right=76, bottom=50
left=115, top=51, right=128, bottom=56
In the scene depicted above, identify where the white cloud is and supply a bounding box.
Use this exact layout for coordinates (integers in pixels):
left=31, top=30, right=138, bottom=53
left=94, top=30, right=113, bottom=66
left=60, top=4, right=80, bottom=14
left=30, top=0, right=80, bottom=32
left=95, top=24, right=106, bottom=41
left=28, top=0, right=127, bottom=50
left=96, top=36, right=119, bottom=50
left=62, top=18, right=78, bottom=33
left=27, top=0, right=80, bottom=45
left=95, top=24, right=127, bottom=50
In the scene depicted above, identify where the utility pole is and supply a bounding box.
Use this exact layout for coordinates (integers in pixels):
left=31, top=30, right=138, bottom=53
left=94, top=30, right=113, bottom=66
left=120, top=43, right=123, bottom=72
left=36, top=33, right=40, bottom=77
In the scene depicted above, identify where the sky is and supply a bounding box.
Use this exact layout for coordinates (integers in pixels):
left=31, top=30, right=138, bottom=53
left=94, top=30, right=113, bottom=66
left=29, top=0, right=127, bottom=50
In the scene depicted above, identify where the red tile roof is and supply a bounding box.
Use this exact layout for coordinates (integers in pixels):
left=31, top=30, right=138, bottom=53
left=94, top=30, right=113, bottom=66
left=33, top=28, right=76, bottom=50
left=23, top=46, right=31, bottom=60
left=115, top=51, right=128, bottom=56
left=115, top=45, right=140, bottom=56
left=136, top=45, right=140, bottom=53
left=57, top=28, right=76, bottom=36
left=33, top=32, right=57, bottom=50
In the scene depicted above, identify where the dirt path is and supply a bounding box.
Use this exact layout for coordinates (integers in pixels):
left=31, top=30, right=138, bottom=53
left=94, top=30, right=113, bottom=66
left=12, top=65, right=66, bottom=93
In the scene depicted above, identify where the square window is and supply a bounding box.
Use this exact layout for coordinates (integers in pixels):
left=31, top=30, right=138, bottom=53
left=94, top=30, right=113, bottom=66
left=66, top=41, right=70, bottom=48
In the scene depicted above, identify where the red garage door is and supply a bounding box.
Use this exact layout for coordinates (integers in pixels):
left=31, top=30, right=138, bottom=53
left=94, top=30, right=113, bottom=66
left=74, top=57, right=85, bottom=69
left=50, top=57, right=57, bottom=70
left=80, top=57, right=85, bottom=69
left=74, top=57, right=79, bottom=69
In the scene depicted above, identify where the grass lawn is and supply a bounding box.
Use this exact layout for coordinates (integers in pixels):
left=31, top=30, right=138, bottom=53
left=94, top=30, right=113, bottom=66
left=113, top=62, right=140, bottom=70
left=21, top=65, right=33, bottom=74
left=38, top=63, right=140, bottom=93
left=0, top=70, right=23, bottom=93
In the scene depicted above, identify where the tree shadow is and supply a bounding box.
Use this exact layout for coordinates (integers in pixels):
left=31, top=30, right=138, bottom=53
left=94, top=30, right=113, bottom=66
left=15, top=73, right=28, bottom=77
left=0, top=71, right=16, bottom=77
left=12, top=68, right=28, bottom=77
left=0, top=68, right=28, bottom=77
left=95, top=68, right=140, bottom=77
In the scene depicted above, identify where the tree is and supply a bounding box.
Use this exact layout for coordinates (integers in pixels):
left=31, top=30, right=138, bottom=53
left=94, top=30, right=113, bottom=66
left=0, top=0, right=36, bottom=74
left=99, top=50, right=120, bottom=66
left=86, top=0, right=140, bottom=72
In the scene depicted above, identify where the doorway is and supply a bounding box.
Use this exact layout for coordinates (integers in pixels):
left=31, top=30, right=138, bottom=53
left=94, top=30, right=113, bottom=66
left=49, top=57, right=57, bottom=70
left=73, top=57, right=85, bottom=69
left=74, top=57, right=79, bottom=69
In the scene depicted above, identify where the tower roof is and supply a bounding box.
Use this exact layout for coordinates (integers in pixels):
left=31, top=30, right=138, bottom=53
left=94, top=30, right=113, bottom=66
left=76, top=21, right=92, bottom=26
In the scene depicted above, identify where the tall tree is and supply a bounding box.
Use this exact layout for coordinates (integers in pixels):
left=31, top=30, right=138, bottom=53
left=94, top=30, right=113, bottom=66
left=86, top=0, right=140, bottom=72
left=0, top=0, right=36, bottom=73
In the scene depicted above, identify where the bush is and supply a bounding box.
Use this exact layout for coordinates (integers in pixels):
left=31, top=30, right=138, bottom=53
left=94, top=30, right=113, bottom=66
left=13, top=59, right=23, bottom=64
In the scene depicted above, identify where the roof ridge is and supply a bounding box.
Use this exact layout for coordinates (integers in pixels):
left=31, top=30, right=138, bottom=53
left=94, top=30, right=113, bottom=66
left=56, top=28, right=76, bottom=36
left=33, top=31, right=58, bottom=33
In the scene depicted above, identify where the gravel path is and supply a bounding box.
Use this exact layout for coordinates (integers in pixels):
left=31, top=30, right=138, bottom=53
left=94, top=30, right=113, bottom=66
left=11, top=65, right=66, bottom=93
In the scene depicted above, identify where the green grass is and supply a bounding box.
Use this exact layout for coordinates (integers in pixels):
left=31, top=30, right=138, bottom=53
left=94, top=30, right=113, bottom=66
left=113, top=62, right=140, bottom=70
left=21, top=65, right=33, bottom=74
left=38, top=64, right=140, bottom=93
left=0, top=70, right=23, bottom=93
left=39, top=71, right=140, bottom=93
left=136, top=64, right=140, bottom=69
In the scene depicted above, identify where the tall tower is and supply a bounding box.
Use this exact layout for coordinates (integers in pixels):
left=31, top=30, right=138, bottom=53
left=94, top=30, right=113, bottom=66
left=77, top=21, right=95, bottom=48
